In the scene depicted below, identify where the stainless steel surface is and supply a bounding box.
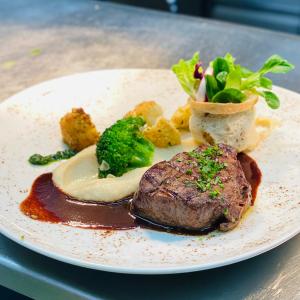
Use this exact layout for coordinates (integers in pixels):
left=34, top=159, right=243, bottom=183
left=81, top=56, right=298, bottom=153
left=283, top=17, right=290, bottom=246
left=1, top=234, right=300, bottom=300
left=0, top=0, right=299, bottom=299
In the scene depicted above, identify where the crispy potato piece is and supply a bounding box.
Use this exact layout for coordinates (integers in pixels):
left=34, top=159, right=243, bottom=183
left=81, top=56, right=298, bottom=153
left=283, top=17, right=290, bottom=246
left=171, top=102, right=191, bottom=130
left=60, top=108, right=100, bottom=151
left=143, top=117, right=181, bottom=148
left=124, top=101, right=163, bottom=126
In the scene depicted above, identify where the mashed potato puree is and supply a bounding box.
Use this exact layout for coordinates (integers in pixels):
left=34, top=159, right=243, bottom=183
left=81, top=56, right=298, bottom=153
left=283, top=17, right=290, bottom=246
left=53, top=135, right=197, bottom=202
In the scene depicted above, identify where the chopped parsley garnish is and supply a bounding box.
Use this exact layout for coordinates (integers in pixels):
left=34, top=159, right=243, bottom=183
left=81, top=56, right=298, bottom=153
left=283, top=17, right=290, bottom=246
left=31, top=48, right=42, bottom=57
left=223, top=208, right=229, bottom=216
left=209, top=189, right=220, bottom=199
left=186, top=169, right=192, bottom=175
left=184, top=180, right=195, bottom=187
left=188, top=145, right=226, bottom=199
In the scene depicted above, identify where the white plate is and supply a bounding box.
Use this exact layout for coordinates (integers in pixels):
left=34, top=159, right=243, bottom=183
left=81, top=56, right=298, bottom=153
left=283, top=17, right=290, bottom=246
left=0, top=69, right=299, bottom=274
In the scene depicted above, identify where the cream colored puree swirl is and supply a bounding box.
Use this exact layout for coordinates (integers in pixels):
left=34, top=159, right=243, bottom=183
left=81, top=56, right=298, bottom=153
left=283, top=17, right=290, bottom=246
left=53, top=135, right=197, bottom=203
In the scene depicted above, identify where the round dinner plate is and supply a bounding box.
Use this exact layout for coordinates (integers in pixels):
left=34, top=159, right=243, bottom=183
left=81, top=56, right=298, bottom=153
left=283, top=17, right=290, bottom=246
left=0, top=69, right=299, bottom=274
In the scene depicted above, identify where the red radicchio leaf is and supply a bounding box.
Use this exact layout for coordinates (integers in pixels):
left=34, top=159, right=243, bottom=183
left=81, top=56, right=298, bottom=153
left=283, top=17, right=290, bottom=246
left=194, top=62, right=204, bottom=80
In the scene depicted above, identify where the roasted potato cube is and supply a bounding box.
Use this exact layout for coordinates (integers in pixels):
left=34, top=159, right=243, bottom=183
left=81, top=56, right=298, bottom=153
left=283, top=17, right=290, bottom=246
left=143, top=117, right=181, bottom=148
left=60, top=108, right=100, bottom=151
left=124, top=101, right=163, bottom=126
left=171, top=102, right=191, bottom=130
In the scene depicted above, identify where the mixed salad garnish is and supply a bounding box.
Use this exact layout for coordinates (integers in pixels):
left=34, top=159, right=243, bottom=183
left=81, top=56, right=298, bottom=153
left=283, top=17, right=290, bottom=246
left=172, top=52, right=294, bottom=109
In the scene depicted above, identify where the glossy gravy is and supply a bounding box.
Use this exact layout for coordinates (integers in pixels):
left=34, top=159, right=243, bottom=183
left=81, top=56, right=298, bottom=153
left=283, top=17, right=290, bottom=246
left=20, top=153, right=261, bottom=232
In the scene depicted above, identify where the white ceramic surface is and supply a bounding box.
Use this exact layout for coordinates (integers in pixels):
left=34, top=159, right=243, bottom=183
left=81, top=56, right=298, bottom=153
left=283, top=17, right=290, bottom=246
left=0, top=69, right=299, bottom=274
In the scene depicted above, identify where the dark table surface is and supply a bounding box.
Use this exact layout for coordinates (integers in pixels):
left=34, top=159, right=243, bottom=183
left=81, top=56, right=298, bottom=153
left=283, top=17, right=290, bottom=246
left=0, top=0, right=300, bottom=299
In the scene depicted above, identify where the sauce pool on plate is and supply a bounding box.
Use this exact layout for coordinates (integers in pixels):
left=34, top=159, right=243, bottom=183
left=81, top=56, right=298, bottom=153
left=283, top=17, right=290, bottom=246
left=20, top=153, right=261, bottom=232
left=20, top=173, right=136, bottom=230
left=237, top=152, right=262, bottom=204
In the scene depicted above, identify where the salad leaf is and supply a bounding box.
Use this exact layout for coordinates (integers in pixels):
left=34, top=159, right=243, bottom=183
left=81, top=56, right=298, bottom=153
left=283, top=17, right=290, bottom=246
left=172, top=52, right=201, bottom=98
left=240, top=72, right=260, bottom=90
left=259, top=55, right=295, bottom=75
left=225, top=69, right=241, bottom=89
left=216, top=71, right=228, bottom=85
left=212, top=88, right=246, bottom=103
left=224, top=53, right=236, bottom=72
left=261, top=91, right=280, bottom=109
left=172, top=52, right=294, bottom=109
left=235, top=65, right=253, bottom=78
left=194, top=62, right=204, bottom=79
left=206, top=75, right=220, bottom=100
left=260, top=77, right=272, bottom=89
left=213, top=57, right=229, bottom=77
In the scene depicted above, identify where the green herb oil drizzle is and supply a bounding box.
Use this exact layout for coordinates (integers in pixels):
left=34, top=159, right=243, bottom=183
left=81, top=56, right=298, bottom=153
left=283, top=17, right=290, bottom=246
left=28, top=149, right=77, bottom=166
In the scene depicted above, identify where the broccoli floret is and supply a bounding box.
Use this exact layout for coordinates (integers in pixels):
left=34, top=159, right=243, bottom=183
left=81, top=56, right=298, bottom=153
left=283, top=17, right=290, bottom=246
left=96, top=117, right=154, bottom=178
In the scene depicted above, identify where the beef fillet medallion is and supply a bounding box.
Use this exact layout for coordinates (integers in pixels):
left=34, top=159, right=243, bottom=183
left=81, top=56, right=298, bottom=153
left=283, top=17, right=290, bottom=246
left=131, top=144, right=251, bottom=232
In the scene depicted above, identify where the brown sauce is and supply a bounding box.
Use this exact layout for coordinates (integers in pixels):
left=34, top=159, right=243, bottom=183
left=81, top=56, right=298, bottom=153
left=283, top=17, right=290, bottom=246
left=20, top=153, right=261, bottom=232
left=136, top=215, right=221, bottom=236
left=238, top=152, right=262, bottom=204
left=20, top=173, right=136, bottom=230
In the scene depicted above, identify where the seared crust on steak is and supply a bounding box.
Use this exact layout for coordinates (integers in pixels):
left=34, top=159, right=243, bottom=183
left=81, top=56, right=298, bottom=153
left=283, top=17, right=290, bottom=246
left=131, top=144, right=251, bottom=231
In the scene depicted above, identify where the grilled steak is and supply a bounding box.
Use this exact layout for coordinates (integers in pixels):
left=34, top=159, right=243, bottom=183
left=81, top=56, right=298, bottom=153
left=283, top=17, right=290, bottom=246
left=131, top=144, right=251, bottom=232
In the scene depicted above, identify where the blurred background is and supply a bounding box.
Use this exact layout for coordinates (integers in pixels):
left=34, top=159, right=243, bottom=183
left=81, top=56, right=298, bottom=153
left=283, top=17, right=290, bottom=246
left=101, top=0, right=300, bottom=34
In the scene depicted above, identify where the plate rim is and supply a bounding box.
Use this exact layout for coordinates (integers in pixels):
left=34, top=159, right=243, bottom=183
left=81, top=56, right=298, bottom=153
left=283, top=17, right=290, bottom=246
left=0, top=69, right=299, bottom=274
left=1, top=219, right=299, bottom=274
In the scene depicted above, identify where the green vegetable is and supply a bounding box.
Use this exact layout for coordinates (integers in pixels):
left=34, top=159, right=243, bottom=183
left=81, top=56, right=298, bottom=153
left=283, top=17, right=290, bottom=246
left=173, top=52, right=294, bottom=109
left=259, top=54, right=294, bottom=74
left=31, top=48, right=42, bottom=57
left=29, top=149, right=77, bottom=165
left=216, top=71, right=228, bottom=86
left=186, top=169, right=192, bottom=175
left=225, top=70, right=241, bottom=89
left=240, top=72, right=261, bottom=90
left=96, top=117, right=154, bottom=178
left=209, top=53, right=294, bottom=108
left=224, top=53, right=235, bottom=72
left=171, top=52, right=202, bottom=98
left=213, top=57, right=229, bottom=76
left=2, top=60, right=16, bottom=70
left=205, top=75, right=220, bottom=100
left=212, top=88, right=246, bottom=103
left=259, top=77, right=272, bottom=89
left=209, top=189, right=220, bottom=199
left=261, top=91, right=280, bottom=109
left=235, top=65, right=253, bottom=77
left=213, top=57, right=230, bottom=90
left=188, top=145, right=226, bottom=199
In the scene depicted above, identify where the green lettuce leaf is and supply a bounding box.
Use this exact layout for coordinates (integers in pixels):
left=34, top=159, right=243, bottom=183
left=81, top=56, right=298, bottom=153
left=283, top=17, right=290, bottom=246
left=259, top=55, right=295, bottom=75
left=172, top=52, right=294, bottom=110
left=213, top=57, right=229, bottom=77
left=224, top=53, right=236, bottom=72
left=261, top=91, right=280, bottom=109
left=240, top=72, right=261, bottom=90
left=216, top=71, right=228, bottom=85
left=225, top=69, right=241, bottom=89
left=235, top=65, right=253, bottom=78
left=212, top=88, right=246, bottom=103
left=172, top=52, right=200, bottom=98
left=260, top=77, right=272, bottom=89
left=206, top=75, right=220, bottom=100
